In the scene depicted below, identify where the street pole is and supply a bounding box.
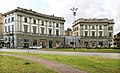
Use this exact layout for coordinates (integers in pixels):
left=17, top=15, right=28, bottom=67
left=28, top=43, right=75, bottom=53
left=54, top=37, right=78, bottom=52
left=12, top=26, right=14, bottom=49
left=12, top=32, right=14, bottom=49
left=70, top=7, right=78, bottom=50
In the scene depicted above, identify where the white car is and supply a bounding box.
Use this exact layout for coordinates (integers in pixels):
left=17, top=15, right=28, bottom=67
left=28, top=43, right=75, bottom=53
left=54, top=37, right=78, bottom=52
left=29, top=46, right=42, bottom=49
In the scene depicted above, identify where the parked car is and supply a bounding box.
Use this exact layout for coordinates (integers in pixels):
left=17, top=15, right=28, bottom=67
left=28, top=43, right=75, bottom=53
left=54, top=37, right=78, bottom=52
left=29, top=46, right=42, bottom=49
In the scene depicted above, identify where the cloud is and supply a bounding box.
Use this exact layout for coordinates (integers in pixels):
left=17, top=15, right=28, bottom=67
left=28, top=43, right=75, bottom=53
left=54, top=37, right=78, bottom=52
left=0, top=0, right=29, bottom=12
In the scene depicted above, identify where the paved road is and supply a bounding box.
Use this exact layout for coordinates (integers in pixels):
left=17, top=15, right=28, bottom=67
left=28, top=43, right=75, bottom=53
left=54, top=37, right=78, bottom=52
left=0, top=49, right=120, bottom=59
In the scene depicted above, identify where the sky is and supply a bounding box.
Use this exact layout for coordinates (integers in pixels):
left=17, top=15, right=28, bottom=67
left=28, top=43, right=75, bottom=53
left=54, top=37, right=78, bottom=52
left=0, top=0, right=120, bottom=34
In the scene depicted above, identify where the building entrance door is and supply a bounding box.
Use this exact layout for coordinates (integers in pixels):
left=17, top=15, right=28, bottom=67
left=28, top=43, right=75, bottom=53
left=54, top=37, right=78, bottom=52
left=49, top=40, right=53, bottom=48
left=91, top=41, right=96, bottom=48
left=41, top=39, right=46, bottom=48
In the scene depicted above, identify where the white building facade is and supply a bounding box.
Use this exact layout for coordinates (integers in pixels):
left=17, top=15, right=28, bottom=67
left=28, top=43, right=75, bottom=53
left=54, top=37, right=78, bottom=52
left=3, top=7, right=65, bottom=48
left=72, top=18, right=114, bottom=48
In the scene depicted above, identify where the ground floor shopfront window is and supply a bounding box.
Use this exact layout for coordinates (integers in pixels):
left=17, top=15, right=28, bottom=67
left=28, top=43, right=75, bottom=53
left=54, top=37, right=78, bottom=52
left=33, top=39, right=37, bottom=46
left=49, top=40, right=53, bottom=48
left=24, top=38, right=29, bottom=48
left=56, top=41, right=61, bottom=48
left=41, top=39, right=46, bottom=48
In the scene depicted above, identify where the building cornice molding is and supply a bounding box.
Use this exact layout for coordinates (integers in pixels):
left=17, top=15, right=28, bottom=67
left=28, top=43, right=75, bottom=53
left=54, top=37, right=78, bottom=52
left=72, top=18, right=114, bottom=27
left=3, top=7, right=65, bottom=22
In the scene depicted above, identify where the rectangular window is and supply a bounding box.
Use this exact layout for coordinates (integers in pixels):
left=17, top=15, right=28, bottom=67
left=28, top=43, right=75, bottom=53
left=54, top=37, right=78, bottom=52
left=77, top=27, right=78, bottom=30
left=11, top=17, right=14, bottom=22
left=12, top=25, right=14, bottom=32
left=76, top=32, right=78, bottom=36
left=5, top=26, right=7, bottom=32
left=56, top=23, right=59, bottom=27
left=89, top=25, right=91, bottom=29
left=49, top=28, right=52, bottom=35
left=8, top=18, right=10, bottom=23
left=41, top=27, right=44, bottom=34
left=85, top=25, right=87, bottom=29
left=33, top=19, right=36, bottom=24
left=92, top=25, right=94, bottom=29
left=33, top=39, right=37, bottom=46
left=109, top=32, right=112, bottom=37
left=24, top=25, right=28, bottom=33
left=92, top=31, right=95, bottom=37
left=99, top=26, right=102, bottom=30
left=85, top=31, right=88, bottom=37
left=96, top=25, right=98, bottom=29
left=99, top=31, right=102, bottom=37
left=5, top=19, right=7, bottom=23
left=99, top=42, right=103, bottom=46
left=24, top=17, right=27, bottom=23
left=33, top=26, right=37, bottom=33
left=56, top=29, right=59, bottom=36
left=108, top=27, right=113, bottom=30
left=8, top=26, right=10, bottom=32
left=41, top=21, right=44, bottom=25
left=111, top=27, right=113, bottom=30
left=9, top=38, right=11, bottom=41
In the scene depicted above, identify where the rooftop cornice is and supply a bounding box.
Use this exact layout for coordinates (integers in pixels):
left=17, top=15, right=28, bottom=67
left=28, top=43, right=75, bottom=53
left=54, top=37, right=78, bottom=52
left=73, top=18, right=114, bottom=24
left=72, top=18, right=114, bottom=27
left=3, top=7, right=65, bottom=22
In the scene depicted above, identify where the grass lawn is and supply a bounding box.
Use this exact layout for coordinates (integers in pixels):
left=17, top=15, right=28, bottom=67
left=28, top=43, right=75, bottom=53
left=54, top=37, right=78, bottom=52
left=0, top=55, right=57, bottom=73
left=41, top=48, right=120, bottom=53
left=2, top=52, right=120, bottom=73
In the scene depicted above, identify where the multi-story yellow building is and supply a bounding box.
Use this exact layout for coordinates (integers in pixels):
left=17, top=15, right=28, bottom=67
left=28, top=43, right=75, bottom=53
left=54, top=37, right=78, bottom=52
left=64, top=28, right=73, bottom=36
left=0, top=13, right=3, bottom=48
left=0, top=13, right=3, bottom=37
left=114, top=32, right=120, bottom=48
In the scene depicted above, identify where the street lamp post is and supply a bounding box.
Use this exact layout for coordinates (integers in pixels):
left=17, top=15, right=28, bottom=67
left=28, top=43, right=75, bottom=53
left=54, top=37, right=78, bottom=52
left=12, top=31, right=14, bottom=49
left=11, top=25, right=14, bottom=49
left=70, top=7, right=78, bottom=50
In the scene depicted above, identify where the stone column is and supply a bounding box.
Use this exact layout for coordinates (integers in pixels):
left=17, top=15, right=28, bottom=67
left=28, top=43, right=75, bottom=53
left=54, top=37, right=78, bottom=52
left=29, top=18, right=31, bottom=34
left=104, top=25, right=106, bottom=37
left=82, top=25, right=83, bottom=36
left=53, top=22, right=55, bottom=36
left=45, top=21, right=47, bottom=35
left=62, top=23, right=64, bottom=36
left=20, top=15, right=22, bottom=33
left=89, top=25, right=90, bottom=37
left=38, top=19, right=40, bottom=35
left=96, top=25, right=98, bottom=37
left=80, top=25, right=81, bottom=37
left=60, top=23, right=61, bottom=36
left=17, top=15, right=20, bottom=32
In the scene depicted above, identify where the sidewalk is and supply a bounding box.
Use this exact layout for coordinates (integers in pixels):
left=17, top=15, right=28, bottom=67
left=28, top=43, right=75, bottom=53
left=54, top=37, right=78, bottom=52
left=0, top=49, right=120, bottom=59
